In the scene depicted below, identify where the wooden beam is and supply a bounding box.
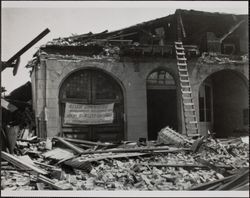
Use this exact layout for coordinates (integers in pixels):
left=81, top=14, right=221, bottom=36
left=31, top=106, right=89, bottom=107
left=3, top=28, right=50, bottom=75
left=1, top=151, right=48, bottom=175
left=190, top=174, right=235, bottom=190
left=220, top=20, right=245, bottom=42
left=216, top=169, right=249, bottom=190
left=147, top=163, right=244, bottom=170
left=53, top=137, right=84, bottom=154
left=38, top=175, right=64, bottom=190
left=79, top=146, right=190, bottom=155
left=62, top=137, right=113, bottom=147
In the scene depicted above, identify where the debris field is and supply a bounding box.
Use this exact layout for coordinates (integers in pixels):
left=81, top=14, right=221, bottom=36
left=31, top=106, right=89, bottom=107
left=1, top=127, right=249, bottom=191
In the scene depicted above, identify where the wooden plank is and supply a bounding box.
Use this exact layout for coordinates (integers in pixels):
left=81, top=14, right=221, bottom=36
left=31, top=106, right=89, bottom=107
left=3, top=28, right=50, bottom=75
left=79, top=147, right=190, bottom=155
left=147, top=163, right=245, bottom=170
left=53, top=137, right=84, bottom=154
left=190, top=174, right=236, bottom=190
left=1, top=151, right=48, bottom=175
left=34, top=161, right=57, bottom=169
left=38, top=175, right=63, bottom=190
left=216, top=169, right=249, bottom=190
left=63, top=137, right=113, bottom=147
left=65, top=152, right=148, bottom=169
left=42, top=147, right=75, bottom=161
left=196, top=158, right=229, bottom=176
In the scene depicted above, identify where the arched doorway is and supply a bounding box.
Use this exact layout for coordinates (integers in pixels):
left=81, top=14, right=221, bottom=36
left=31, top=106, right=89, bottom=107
left=146, top=69, right=178, bottom=140
left=59, top=69, right=124, bottom=142
left=199, top=70, right=248, bottom=137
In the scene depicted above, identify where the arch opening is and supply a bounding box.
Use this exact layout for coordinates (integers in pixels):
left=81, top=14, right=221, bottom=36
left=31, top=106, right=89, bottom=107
left=59, top=69, right=124, bottom=142
left=146, top=69, right=178, bottom=140
left=199, top=70, right=249, bottom=137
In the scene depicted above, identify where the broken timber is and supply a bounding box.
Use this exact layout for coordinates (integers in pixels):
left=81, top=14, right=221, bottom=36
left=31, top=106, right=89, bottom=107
left=53, top=137, right=84, bottom=154
left=147, top=163, right=244, bottom=170
left=196, top=158, right=230, bottom=176
left=1, top=28, right=50, bottom=75
left=1, top=151, right=65, bottom=190
left=216, top=169, right=249, bottom=190
left=62, top=137, right=113, bottom=147
left=190, top=174, right=236, bottom=190
left=190, top=169, right=249, bottom=190
left=79, top=146, right=190, bottom=155
left=37, top=175, right=64, bottom=190
left=63, top=152, right=148, bottom=170
left=1, top=151, right=48, bottom=175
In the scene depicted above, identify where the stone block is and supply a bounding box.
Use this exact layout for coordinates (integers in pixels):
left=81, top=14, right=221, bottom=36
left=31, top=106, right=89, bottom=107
left=46, top=88, right=59, bottom=99
left=47, top=99, right=58, bottom=108
left=46, top=108, right=59, bottom=119
left=47, top=117, right=59, bottom=128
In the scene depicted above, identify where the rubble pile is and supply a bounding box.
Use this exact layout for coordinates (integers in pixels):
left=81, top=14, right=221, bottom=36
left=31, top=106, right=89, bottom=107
left=1, top=128, right=249, bottom=191
left=199, top=52, right=248, bottom=64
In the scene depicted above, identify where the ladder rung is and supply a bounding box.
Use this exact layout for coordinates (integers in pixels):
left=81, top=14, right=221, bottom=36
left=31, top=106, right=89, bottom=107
left=182, top=90, right=192, bottom=94
left=179, top=68, right=188, bottom=72
left=176, top=52, right=185, bottom=56
left=180, top=79, right=189, bottom=82
left=177, top=63, right=187, bottom=66
left=175, top=47, right=185, bottom=50
left=183, top=97, right=192, bottom=100
left=181, top=85, right=191, bottom=88
left=188, top=121, right=198, bottom=124
left=177, top=57, right=187, bottom=61
left=184, top=103, right=194, bottom=106
left=179, top=73, right=189, bottom=77
left=184, top=108, right=196, bottom=112
left=175, top=41, right=183, bottom=45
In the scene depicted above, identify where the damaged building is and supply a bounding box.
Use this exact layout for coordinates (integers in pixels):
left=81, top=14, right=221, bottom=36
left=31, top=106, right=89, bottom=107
left=28, top=9, right=248, bottom=142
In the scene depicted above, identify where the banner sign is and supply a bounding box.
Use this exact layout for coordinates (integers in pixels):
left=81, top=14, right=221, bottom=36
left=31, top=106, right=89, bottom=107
left=64, top=103, right=114, bottom=125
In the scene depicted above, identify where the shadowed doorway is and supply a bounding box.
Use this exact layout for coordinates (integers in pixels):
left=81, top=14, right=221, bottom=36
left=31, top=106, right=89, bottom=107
left=199, top=70, right=248, bottom=137
left=147, top=69, right=178, bottom=140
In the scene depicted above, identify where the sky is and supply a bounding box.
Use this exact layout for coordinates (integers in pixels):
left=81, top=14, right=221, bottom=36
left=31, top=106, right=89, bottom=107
left=1, top=1, right=248, bottom=94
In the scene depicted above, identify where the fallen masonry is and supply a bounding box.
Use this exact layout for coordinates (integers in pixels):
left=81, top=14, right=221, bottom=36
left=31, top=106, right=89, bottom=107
left=1, top=128, right=249, bottom=191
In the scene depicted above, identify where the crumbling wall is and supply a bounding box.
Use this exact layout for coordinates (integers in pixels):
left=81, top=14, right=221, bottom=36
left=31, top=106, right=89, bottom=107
left=32, top=54, right=185, bottom=140
left=31, top=57, right=48, bottom=138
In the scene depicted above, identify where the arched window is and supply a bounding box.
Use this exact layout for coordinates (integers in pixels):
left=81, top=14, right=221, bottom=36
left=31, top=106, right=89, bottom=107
left=59, top=69, right=124, bottom=142
left=147, top=70, right=176, bottom=89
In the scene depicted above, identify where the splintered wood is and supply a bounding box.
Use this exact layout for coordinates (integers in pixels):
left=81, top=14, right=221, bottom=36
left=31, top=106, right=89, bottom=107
left=1, top=135, right=249, bottom=191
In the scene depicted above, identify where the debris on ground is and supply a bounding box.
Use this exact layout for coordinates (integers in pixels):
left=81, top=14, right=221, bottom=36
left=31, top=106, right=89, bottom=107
left=1, top=128, right=249, bottom=191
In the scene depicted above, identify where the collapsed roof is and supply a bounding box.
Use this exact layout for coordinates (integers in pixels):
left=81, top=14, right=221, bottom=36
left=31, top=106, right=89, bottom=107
left=39, top=9, right=248, bottom=57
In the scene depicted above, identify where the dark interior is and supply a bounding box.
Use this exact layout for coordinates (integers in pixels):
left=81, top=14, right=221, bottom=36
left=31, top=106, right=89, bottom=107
left=147, top=89, right=178, bottom=140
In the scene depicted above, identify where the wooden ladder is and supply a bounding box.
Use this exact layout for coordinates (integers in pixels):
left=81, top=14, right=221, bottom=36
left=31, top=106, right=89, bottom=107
left=175, top=41, right=199, bottom=136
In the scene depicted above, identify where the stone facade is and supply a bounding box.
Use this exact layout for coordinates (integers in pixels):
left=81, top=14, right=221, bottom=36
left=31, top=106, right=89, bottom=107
left=31, top=53, right=248, bottom=140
